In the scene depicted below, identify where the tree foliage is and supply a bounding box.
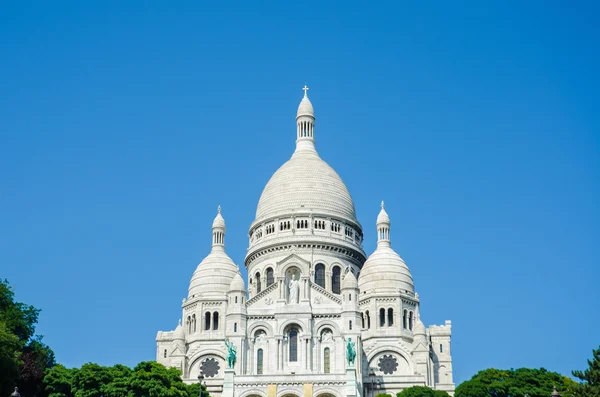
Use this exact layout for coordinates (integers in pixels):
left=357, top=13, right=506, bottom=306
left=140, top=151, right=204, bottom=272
left=43, top=361, right=207, bottom=397
left=455, top=367, right=575, bottom=397
left=568, top=346, right=600, bottom=397
left=397, top=386, right=450, bottom=397
left=0, top=279, right=55, bottom=397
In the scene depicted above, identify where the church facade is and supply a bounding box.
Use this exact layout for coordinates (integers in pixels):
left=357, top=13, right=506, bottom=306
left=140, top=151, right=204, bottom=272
left=156, top=88, right=455, bottom=397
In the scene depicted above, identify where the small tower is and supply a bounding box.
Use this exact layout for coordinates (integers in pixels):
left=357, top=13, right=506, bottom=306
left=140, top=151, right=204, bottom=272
left=551, top=386, right=561, bottom=397
left=226, top=272, right=247, bottom=374
left=212, top=205, right=226, bottom=250
left=377, top=201, right=391, bottom=247
left=295, top=85, right=316, bottom=153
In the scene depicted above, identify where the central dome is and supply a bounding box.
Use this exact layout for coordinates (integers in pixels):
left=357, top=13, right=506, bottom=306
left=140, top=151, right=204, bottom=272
left=254, top=87, right=358, bottom=225
left=255, top=150, right=357, bottom=223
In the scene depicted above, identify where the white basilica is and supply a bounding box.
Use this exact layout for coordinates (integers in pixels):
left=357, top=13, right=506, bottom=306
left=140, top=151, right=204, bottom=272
left=156, top=88, right=455, bottom=397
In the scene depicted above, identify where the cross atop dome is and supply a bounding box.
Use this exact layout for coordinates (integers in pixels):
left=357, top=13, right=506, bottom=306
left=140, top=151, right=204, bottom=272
left=381, top=201, right=385, bottom=210
left=218, top=205, right=221, bottom=214
left=302, top=84, right=309, bottom=98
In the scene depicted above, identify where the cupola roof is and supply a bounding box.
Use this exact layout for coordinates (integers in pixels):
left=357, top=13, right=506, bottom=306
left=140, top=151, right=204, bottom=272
left=252, top=86, right=359, bottom=227
left=342, top=270, right=359, bottom=289
left=188, top=207, right=239, bottom=298
left=358, top=203, right=414, bottom=294
left=229, top=272, right=246, bottom=292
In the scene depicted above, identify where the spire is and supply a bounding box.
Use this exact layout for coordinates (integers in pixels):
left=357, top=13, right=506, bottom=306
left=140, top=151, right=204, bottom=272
left=295, top=85, right=316, bottom=153
left=212, top=205, right=226, bottom=250
left=376, top=201, right=391, bottom=247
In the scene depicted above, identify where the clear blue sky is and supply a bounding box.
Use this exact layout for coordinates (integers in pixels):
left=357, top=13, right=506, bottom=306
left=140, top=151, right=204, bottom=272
left=1, top=1, right=598, bottom=385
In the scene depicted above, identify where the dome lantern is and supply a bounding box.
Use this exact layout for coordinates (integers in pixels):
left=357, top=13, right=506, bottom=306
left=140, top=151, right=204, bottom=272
left=296, top=85, right=316, bottom=153
left=212, top=205, right=226, bottom=251
left=377, top=201, right=391, bottom=247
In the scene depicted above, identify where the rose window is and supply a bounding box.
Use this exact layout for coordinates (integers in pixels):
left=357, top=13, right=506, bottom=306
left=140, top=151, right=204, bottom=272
left=378, top=354, right=398, bottom=374
left=200, top=358, right=220, bottom=378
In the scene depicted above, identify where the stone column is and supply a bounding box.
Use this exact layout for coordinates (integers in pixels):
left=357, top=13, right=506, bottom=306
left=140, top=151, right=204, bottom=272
left=305, top=338, right=310, bottom=370
left=316, top=338, right=321, bottom=373
left=248, top=340, right=254, bottom=375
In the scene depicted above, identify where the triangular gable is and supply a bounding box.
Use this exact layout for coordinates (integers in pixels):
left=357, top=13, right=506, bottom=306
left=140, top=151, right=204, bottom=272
left=277, top=253, right=311, bottom=267
left=310, top=283, right=342, bottom=305
left=170, top=346, right=184, bottom=357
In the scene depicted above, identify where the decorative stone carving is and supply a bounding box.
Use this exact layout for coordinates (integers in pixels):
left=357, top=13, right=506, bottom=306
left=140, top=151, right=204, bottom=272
left=200, top=358, right=220, bottom=378
left=314, top=296, right=323, bottom=304
left=378, top=355, right=398, bottom=374
left=264, top=297, right=273, bottom=305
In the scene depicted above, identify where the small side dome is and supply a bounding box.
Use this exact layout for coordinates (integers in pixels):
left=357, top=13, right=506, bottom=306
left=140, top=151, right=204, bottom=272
left=173, top=319, right=185, bottom=340
left=359, top=202, right=414, bottom=294
left=413, top=315, right=426, bottom=336
left=342, top=270, right=358, bottom=289
left=188, top=207, right=239, bottom=298
left=229, top=272, right=246, bottom=292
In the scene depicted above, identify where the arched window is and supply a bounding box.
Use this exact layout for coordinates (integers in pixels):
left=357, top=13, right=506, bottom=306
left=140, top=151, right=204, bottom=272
left=440, top=344, right=443, bottom=353
left=235, top=296, right=238, bottom=303
left=315, top=263, right=325, bottom=288
left=192, top=314, right=196, bottom=333
left=409, top=311, right=413, bottom=331
left=266, top=267, right=274, bottom=286
left=366, top=310, right=371, bottom=329
left=349, top=320, right=353, bottom=330
left=255, top=272, right=261, bottom=293
left=187, top=316, right=191, bottom=333
left=205, top=312, right=211, bottom=330
left=324, top=347, right=331, bottom=374
left=361, top=313, right=365, bottom=329
left=164, top=349, right=167, bottom=358
left=257, top=348, right=264, bottom=374
left=234, top=323, right=237, bottom=332
left=213, top=312, right=219, bottom=330
left=332, top=266, right=341, bottom=294
left=380, top=308, right=386, bottom=327
left=387, top=308, right=393, bottom=326
left=403, top=310, right=408, bottom=329
left=289, top=328, right=298, bottom=362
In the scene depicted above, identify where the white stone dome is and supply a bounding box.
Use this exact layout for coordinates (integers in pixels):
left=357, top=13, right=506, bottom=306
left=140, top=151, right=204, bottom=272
left=342, top=270, right=359, bottom=289
left=188, top=249, right=239, bottom=298
left=255, top=150, right=357, bottom=223
left=229, top=272, right=246, bottom=292
left=297, top=96, right=314, bottom=118
left=359, top=245, right=414, bottom=294
left=173, top=320, right=185, bottom=340
left=358, top=204, right=414, bottom=294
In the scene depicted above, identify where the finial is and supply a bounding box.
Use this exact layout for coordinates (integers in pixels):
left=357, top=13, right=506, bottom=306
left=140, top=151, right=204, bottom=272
left=302, top=84, right=309, bottom=98
left=381, top=200, right=385, bottom=210
left=178, top=319, right=182, bottom=326
left=217, top=205, right=221, bottom=214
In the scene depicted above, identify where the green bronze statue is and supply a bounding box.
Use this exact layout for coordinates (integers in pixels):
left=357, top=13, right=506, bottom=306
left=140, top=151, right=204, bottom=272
left=346, top=337, right=356, bottom=366
left=225, top=339, right=237, bottom=369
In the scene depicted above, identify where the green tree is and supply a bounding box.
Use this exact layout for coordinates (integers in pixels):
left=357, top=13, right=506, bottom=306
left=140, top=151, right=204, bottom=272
left=0, top=279, right=55, bottom=397
left=397, top=386, right=450, bottom=397
left=0, top=321, right=21, bottom=396
left=375, top=393, right=392, bottom=397
left=44, top=364, right=77, bottom=397
left=568, top=346, right=600, bottom=397
left=128, top=361, right=188, bottom=397
left=455, top=368, right=574, bottom=397
left=185, top=382, right=209, bottom=397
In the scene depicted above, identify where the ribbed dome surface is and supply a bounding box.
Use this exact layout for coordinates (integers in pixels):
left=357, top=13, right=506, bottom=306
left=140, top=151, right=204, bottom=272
left=358, top=246, right=414, bottom=294
left=255, top=150, right=357, bottom=222
left=188, top=249, right=239, bottom=298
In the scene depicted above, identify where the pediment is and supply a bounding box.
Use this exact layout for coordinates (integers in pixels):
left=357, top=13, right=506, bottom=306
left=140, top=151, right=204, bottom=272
left=412, top=341, right=428, bottom=353
left=246, top=282, right=279, bottom=309
left=310, top=283, right=342, bottom=305
left=277, top=253, right=311, bottom=267
left=170, top=346, right=185, bottom=357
